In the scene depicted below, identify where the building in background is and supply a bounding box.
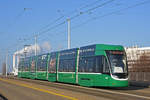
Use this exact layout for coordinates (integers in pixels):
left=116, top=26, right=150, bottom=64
left=125, top=46, right=150, bottom=82
left=2, top=62, right=6, bottom=75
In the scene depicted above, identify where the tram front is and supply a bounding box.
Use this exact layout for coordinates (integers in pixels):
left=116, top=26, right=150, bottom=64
left=106, top=50, right=128, bottom=87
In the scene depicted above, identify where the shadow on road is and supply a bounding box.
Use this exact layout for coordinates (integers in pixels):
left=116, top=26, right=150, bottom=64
left=93, top=85, right=148, bottom=91
left=0, top=94, right=8, bottom=100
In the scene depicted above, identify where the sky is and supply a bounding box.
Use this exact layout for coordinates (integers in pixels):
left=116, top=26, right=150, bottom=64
left=0, top=0, right=150, bottom=72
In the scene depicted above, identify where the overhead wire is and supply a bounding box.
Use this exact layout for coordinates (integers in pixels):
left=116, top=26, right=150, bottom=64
left=36, top=0, right=115, bottom=38
left=66, top=0, right=103, bottom=17
left=71, top=0, right=150, bottom=31
left=70, top=0, right=115, bottom=20
left=37, top=15, right=64, bottom=33
left=40, top=0, right=149, bottom=44
left=7, top=0, right=118, bottom=57
left=29, top=0, right=115, bottom=47
left=11, top=0, right=114, bottom=48
left=80, top=0, right=103, bottom=10
left=33, top=0, right=104, bottom=36
left=37, top=0, right=113, bottom=36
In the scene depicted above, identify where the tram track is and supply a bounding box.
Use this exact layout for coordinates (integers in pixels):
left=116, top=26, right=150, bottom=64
left=0, top=76, right=150, bottom=100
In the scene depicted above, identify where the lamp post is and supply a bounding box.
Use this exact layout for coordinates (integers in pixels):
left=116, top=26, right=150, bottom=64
left=67, top=18, right=71, bottom=49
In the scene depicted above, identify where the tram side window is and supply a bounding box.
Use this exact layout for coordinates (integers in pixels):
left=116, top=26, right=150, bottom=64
left=23, top=60, right=26, bottom=71
left=78, top=56, right=103, bottom=73
left=79, top=57, right=94, bottom=72
left=18, top=61, right=23, bottom=71
left=37, top=59, right=41, bottom=71
left=95, top=56, right=103, bottom=73
left=85, top=57, right=94, bottom=72
left=42, top=60, right=47, bottom=71
left=24, top=61, right=30, bottom=71
left=59, top=59, right=75, bottom=72
left=37, top=58, right=47, bottom=71
left=24, top=62, right=27, bottom=71
left=22, top=61, right=25, bottom=71
left=31, top=59, right=36, bottom=72
left=49, top=58, right=56, bottom=73
left=103, top=57, right=109, bottom=73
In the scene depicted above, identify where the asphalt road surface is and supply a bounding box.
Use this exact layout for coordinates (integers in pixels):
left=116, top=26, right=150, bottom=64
left=0, top=78, right=150, bottom=100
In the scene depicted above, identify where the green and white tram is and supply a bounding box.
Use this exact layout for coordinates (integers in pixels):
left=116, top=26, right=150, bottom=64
left=18, top=44, right=128, bottom=87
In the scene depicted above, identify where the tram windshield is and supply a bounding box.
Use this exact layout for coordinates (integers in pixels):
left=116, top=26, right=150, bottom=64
left=106, top=51, right=128, bottom=75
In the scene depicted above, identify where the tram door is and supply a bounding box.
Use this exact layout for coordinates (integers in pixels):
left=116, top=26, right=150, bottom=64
left=30, top=57, right=36, bottom=79
left=48, top=52, right=57, bottom=82
left=102, top=56, right=110, bottom=86
left=97, top=56, right=110, bottom=86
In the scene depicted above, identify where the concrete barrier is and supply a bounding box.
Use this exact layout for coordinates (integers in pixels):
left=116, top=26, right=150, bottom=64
left=129, top=81, right=150, bottom=87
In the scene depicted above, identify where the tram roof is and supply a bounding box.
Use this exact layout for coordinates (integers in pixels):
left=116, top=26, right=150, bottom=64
left=80, top=44, right=124, bottom=51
